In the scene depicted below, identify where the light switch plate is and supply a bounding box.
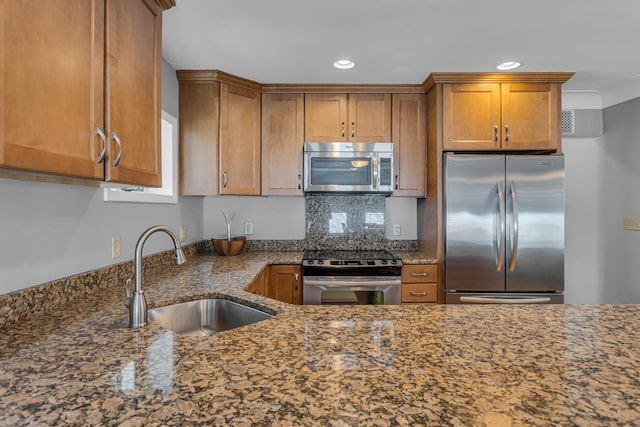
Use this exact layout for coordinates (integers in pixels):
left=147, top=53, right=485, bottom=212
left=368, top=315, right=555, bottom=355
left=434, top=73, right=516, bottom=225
left=393, top=224, right=401, bottom=236
left=244, top=222, right=253, bottom=235
left=179, top=227, right=187, bottom=243
left=112, top=236, right=121, bottom=259
left=624, top=217, right=640, bottom=231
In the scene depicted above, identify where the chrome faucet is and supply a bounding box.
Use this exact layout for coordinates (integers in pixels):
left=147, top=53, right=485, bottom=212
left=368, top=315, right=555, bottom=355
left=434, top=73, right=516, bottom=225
left=125, top=225, right=187, bottom=328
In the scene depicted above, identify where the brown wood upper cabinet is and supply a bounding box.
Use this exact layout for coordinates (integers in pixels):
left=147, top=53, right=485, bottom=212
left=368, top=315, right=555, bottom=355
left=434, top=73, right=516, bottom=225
left=304, top=94, right=392, bottom=142
left=0, top=0, right=163, bottom=187
left=219, top=84, right=261, bottom=195
left=392, top=94, right=426, bottom=197
left=442, top=82, right=561, bottom=151
left=262, top=93, right=304, bottom=196
left=178, top=74, right=261, bottom=196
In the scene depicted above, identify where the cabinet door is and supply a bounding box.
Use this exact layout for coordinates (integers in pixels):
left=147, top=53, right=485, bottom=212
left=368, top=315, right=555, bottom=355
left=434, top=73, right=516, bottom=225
left=304, top=94, right=348, bottom=142
left=392, top=94, right=425, bottom=196
left=348, top=94, right=392, bottom=142
left=442, top=84, right=501, bottom=151
left=0, top=0, right=105, bottom=180
left=267, top=265, right=301, bottom=305
left=105, top=0, right=162, bottom=187
left=219, top=83, right=261, bottom=195
left=262, top=93, right=304, bottom=196
left=501, top=83, right=560, bottom=151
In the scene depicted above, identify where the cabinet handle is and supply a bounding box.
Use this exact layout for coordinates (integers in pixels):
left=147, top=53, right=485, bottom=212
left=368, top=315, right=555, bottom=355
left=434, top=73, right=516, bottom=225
left=410, top=272, right=430, bottom=277
left=111, top=131, right=122, bottom=166
left=95, top=127, right=107, bottom=163
left=395, top=174, right=399, bottom=190
left=410, top=291, right=428, bottom=296
left=341, top=122, right=345, bottom=138
left=294, top=273, right=299, bottom=281
left=297, top=174, right=301, bottom=190
left=351, top=122, right=355, bottom=138
left=223, top=171, right=228, bottom=188
left=505, top=125, right=510, bottom=144
left=494, top=125, right=499, bottom=143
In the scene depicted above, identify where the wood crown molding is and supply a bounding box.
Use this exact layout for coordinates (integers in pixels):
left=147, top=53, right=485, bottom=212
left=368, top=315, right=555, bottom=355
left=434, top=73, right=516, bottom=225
left=177, top=70, right=575, bottom=94
left=422, top=72, right=575, bottom=92
left=155, top=0, right=176, bottom=11
left=176, top=70, right=264, bottom=92
left=261, top=83, right=425, bottom=94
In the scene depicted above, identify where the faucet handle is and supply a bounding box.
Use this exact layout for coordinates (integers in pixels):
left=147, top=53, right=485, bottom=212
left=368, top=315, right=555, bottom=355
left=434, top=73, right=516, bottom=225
left=124, top=278, right=132, bottom=308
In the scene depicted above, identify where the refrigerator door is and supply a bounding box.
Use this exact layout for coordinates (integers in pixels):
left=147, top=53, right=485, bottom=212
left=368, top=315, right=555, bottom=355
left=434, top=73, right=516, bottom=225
left=505, top=155, right=564, bottom=292
left=444, top=154, right=506, bottom=292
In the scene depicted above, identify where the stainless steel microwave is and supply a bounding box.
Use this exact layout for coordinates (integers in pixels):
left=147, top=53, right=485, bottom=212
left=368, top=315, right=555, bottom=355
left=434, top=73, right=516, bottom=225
left=303, top=142, right=394, bottom=194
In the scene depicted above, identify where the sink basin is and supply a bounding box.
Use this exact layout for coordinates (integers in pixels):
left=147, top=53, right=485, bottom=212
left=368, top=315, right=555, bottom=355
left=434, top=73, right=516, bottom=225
left=148, top=299, right=273, bottom=336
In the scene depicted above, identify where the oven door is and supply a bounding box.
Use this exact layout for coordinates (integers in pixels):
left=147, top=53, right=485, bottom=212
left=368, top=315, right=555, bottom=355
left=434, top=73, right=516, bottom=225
left=303, top=276, right=401, bottom=305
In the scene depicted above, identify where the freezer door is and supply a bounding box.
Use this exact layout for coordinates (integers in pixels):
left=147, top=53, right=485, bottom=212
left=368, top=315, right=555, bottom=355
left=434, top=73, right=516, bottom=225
left=444, top=154, right=506, bottom=292
left=505, top=155, right=564, bottom=292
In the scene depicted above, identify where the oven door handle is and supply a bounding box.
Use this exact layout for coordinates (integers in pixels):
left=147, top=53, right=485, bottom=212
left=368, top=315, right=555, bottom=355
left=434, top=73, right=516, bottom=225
left=303, top=276, right=401, bottom=287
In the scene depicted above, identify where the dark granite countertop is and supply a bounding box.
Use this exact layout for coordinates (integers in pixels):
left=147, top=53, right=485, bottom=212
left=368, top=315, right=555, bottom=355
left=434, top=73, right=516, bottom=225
left=1, top=252, right=639, bottom=426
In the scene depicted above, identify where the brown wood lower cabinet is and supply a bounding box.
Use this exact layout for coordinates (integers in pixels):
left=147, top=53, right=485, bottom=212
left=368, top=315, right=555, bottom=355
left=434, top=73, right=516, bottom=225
left=266, top=265, right=301, bottom=305
left=401, top=264, right=438, bottom=304
left=246, top=265, right=301, bottom=305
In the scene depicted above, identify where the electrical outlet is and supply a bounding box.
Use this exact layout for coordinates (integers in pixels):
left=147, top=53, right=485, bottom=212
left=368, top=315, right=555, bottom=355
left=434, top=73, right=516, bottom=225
left=179, top=226, right=187, bottom=243
left=624, top=217, right=640, bottom=231
left=244, top=222, right=253, bottom=235
left=112, top=236, right=121, bottom=259
left=393, top=224, right=401, bottom=236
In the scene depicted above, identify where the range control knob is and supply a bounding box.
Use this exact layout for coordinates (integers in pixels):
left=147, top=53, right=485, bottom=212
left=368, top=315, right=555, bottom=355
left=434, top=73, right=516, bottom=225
left=307, top=260, right=314, bottom=265
left=318, top=260, right=324, bottom=265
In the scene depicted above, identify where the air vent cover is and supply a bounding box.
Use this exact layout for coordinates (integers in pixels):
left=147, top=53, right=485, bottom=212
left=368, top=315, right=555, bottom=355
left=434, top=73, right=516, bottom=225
left=561, top=109, right=575, bottom=135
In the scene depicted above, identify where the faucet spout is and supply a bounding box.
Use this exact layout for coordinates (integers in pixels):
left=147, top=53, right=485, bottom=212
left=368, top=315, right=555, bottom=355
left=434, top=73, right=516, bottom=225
left=128, top=225, right=187, bottom=329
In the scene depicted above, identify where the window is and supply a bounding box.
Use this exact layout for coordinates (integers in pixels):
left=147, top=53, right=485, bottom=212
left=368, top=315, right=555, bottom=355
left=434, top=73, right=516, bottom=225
left=103, top=110, right=178, bottom=204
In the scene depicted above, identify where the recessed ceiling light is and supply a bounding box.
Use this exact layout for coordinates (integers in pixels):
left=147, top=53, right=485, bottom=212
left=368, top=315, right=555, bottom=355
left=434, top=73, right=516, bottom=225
left=497, top=61, right=522, bottom=71
left=333, top=59, right=355, bottom=70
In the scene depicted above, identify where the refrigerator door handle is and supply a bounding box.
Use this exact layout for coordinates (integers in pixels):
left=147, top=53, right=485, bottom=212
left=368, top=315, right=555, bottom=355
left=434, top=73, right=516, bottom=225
left=460, top=296, right=552, bottom=304
left=496, top=181, right=506, bottom=271
left=509, top=181, right=520, bottom=271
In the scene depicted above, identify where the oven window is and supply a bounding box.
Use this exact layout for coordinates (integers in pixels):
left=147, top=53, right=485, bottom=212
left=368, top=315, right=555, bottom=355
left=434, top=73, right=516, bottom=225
left=310, top=157, right=371, bottom=186
left=320, top=290, right=384, bottom=305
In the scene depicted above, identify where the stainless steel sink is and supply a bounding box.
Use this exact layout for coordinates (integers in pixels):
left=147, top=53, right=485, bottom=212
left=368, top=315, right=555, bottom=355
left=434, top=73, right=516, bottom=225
left=148, top=299, right=273, bottom=336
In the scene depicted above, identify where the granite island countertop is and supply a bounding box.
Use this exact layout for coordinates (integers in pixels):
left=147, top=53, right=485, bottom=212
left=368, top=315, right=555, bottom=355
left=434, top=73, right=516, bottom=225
left=1, top=252, right=639, bottom=426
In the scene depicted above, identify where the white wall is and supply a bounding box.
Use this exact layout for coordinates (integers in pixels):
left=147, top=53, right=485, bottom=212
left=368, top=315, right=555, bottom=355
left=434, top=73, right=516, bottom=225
left=202, top=195, right=418, bottom=241
left=0, top=59, right=203, bottom=295
left=563, top=96, right=640, bottom=303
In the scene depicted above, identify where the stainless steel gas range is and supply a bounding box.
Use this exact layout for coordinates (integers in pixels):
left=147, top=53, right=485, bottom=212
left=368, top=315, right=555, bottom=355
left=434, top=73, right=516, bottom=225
left=302, top=250, right=403, bottom=305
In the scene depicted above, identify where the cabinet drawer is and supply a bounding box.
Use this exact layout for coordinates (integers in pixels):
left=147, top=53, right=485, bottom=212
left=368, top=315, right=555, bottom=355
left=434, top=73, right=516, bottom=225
left=401, top=264, right=437, bottom=283
left=402, top=283, right=438, bottom=303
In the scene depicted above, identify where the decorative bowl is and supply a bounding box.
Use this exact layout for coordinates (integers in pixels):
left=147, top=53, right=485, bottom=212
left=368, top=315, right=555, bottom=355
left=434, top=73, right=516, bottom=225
left=211, top=236, right=246, bottom=256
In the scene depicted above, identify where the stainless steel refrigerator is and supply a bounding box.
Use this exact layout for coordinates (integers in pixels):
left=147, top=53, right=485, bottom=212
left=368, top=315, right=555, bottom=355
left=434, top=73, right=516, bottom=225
left=444, top=153, right=564, bottom=304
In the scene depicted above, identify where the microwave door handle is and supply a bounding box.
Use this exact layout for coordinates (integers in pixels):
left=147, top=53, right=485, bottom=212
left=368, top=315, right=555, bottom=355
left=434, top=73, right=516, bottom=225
left=372, top=155, right=378, bottom=189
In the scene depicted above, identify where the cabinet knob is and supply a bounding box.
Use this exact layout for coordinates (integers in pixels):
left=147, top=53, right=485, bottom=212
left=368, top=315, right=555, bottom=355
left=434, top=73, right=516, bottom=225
left=223, top=171, right=228, bottom=188
left=95, top=127, right=107, bottom=163
left=297, top=174, right=301, bottom=190
left=395, top=174, right=399, bottom=190
left=111, top=131, right=122, bottom=166
left=505, top=125, right=510, bottom=144
left=294, top=273, right=299, bottom=281
left=351, top=122, right=355, bottom=138
left=494, top=125, right=499, bottom=143
left=341, top=122, right=345, bottom=138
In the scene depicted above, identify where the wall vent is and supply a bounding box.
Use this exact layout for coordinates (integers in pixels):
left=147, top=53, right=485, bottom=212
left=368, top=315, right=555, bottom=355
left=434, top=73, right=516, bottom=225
left=560, top=109, right=603, bottom=138
left=561, top=109, right=575, bottom=135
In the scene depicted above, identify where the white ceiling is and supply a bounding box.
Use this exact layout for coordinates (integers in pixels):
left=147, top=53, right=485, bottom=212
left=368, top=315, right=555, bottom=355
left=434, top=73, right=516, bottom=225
left=162, top=0, right=640, bottom=107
